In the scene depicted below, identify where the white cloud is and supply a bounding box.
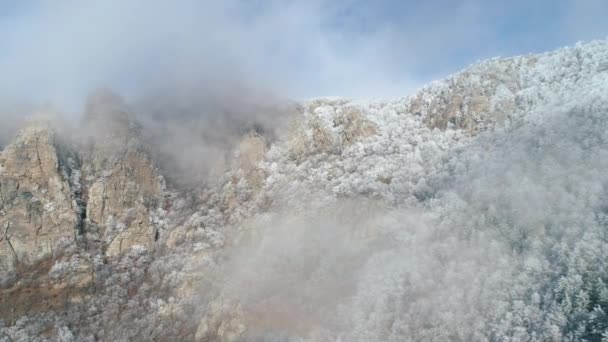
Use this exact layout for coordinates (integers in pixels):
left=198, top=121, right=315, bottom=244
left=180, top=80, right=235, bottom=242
left=0, top=0, right=421, bottom=111
left=0, top=0, right=606, bottom=113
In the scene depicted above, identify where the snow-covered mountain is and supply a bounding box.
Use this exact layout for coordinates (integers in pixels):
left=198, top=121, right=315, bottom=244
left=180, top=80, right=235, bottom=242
left=2, top=40, right=608, bottom=341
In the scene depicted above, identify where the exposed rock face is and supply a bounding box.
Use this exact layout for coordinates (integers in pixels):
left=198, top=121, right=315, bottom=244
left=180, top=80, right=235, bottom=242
left=0, top=94, right=167, bottom=326
left=3, top=40, right=608, bottom=341
left=411, top=61, right=519, bottom=133
left=80, top=90, right=166, bottom=257
left=0, top=91, right=165, bottom=279
left=286, top=99, right=378, bottom=161
left=0, top=121, right=77, bottom=277
left=0, top=93, right=165, bottom=328
left=220, top=132, right=267, bottom=212
left=410, top=40, right=608, bottom=134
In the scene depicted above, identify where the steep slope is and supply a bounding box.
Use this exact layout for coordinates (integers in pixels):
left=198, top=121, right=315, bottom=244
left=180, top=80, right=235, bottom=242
left=2, top=40, right=608, bottom=341
left=0, top=121, right=78, bottom=279
left=412, top=40, right=608, bottom=132
left=79, top=90, right=166, bottom=257
left=179, top=41, right=608, bottom=341
left=0, top=93, right=167, bottom=326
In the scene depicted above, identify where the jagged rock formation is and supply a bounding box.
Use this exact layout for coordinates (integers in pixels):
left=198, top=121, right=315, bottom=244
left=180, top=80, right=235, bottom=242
left=285, top=99, right=378, bottom=160
left=79, top=90, right=166, bottom=257
left=0, top=121, right=78, bottom=278
left=2, top=40, right=608, bottom=341
left=409, top=40, right=608, bottom=133
left=0, top=92, right=166, bottom=276
left=0, top=120, right=93, bottom=327
left=0, top=92, right=167, bottom=325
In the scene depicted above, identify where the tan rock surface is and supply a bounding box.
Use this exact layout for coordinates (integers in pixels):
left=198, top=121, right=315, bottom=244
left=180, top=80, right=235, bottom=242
left=411, top=59, right=521, bottom=133
left=0, top=121, right=77, bottom=275
left=80, top=91, right=165, bottom=257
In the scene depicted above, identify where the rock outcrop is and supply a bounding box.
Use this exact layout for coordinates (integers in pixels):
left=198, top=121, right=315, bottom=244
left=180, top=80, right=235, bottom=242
left=409, top=40, right=608, bottom=134
left=0, top=93, right=168, bottom=326
left=3, top=40, right=608, bottom=342
left=410, top=60, right=520, bottom=133
left=0, top=121, right=78, bottom=278
left=80, top=90, right=166, bottom=257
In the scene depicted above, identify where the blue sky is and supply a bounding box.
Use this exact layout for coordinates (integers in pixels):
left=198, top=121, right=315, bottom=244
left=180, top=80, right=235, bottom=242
left=0, top=0, right=607, bottom=111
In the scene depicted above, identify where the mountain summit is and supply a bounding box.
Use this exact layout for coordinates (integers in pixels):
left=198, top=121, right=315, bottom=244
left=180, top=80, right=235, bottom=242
left=2, top=40, right=608, bottom=341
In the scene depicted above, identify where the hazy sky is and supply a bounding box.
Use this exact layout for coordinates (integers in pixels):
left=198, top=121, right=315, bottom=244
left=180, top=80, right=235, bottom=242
left=0, top=0, right=607, bottom=111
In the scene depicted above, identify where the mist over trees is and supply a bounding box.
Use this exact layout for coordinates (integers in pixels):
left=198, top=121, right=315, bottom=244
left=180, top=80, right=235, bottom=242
left=2, top=39, right=608, bottom=341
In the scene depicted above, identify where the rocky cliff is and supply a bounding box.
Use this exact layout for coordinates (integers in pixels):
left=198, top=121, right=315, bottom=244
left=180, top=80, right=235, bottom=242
left=0, top=93, right=167, bottom=328
left=0, top=120, right=77, bottom=278
left=79, top=90, right=166, bottom=257
left=2, top=40, right=608, bottom=341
